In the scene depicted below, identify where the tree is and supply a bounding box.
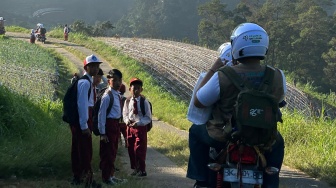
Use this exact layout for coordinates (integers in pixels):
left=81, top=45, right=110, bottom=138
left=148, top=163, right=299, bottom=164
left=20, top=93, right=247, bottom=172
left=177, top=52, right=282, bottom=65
left=322, top=37, right=336, bottom=91
left=197, top=0, right=234, bottom=48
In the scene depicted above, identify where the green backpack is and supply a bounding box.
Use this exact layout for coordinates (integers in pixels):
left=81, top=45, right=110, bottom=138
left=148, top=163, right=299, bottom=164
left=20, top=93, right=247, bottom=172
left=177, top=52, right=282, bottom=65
left=221, top=66, right=280, bottom=148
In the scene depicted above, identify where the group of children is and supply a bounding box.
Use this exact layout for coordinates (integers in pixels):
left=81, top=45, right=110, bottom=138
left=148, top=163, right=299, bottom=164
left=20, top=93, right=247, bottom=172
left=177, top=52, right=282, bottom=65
left=69, top=54, right=152, bottom=186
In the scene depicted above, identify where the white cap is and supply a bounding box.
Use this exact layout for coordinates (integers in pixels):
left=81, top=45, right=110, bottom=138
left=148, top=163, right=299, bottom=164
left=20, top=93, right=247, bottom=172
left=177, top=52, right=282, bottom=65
left=83, top=54, right=102, bottom=67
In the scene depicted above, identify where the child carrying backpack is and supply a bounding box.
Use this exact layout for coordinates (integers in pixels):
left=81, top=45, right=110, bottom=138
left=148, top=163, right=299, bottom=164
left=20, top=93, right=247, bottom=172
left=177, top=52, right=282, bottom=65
left=95, top=69, right=126, bottom=185
left=123, top=78, right=152, bottom=177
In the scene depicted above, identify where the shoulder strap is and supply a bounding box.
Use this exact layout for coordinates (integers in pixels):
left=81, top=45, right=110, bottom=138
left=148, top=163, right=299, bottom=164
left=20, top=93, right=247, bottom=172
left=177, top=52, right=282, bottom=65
left=258, top=65, right=275, bottom=93
left=140, top=96, right=146, bottom=116
left=220, top=66, right=253, bottom=90
left=125, top=97, right=131, bottom=110
left=106, top=90, right=114, bottom=114
left=79, top=75, right=91, bottom=99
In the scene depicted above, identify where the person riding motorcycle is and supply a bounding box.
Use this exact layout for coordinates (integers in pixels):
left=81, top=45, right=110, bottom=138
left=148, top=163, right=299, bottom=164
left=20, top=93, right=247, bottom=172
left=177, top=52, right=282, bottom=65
left=186, top=22, right=287, bottom=188
left=35, top=23, right=47, bottom=42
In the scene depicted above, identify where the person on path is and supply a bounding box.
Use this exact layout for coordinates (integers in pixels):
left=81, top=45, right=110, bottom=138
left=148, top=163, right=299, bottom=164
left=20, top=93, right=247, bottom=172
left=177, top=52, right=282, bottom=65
left=64, top=24, right=70, bottom=41
left=98, top=69, right=126, bottom=185
left=70, top=54, right=101, bottom=186
left=118, top=83, right=128, bottom=147
left=186, top=23, right=286, bottom=188
left=123, top=78, right=152, bottom=177
left=30, top=29, right=36, bottom=44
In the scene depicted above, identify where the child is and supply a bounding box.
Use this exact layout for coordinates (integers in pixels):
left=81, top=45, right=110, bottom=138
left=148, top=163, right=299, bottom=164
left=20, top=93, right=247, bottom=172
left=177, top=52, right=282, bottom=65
left=97, top=69, right=126, bottom=185
left=123, top=78, right=152, bottom=177
left=118, top=83, right=128, bottom=147
left=30, top=29, right=36, bottom=44
left=70, top=54, right=101, bottom=186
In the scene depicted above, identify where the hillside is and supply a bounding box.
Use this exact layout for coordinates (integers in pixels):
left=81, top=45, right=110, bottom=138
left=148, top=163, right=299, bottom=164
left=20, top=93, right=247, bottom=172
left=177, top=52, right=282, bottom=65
left=96, top=37, right=336, bottom=119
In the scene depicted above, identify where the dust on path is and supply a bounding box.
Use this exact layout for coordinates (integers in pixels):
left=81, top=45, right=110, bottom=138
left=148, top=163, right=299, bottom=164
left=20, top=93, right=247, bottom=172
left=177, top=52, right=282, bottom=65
left=6, top=32, right=334, bottom=188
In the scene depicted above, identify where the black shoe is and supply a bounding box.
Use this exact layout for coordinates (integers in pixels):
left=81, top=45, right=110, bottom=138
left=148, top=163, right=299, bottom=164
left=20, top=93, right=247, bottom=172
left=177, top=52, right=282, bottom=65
left=193, top=181, right=209, bottom=188
left=137, top=171, right=147, bottom=177
left=103, top=179, right=116, bottom=186
left=71, top=177, right=81, bottom=185
left=130, top=170, right=138, bottom=176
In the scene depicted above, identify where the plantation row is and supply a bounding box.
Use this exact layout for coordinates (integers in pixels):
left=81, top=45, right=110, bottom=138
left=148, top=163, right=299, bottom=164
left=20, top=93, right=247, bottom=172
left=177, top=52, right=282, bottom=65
left=98, top=37, right=329, bottom=117
left=0, top=38, right=59, bottom=100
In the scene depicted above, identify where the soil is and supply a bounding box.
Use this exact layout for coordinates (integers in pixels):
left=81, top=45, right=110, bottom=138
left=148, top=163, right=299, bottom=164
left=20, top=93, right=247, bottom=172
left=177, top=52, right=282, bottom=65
left=4, top=32, right=334, bottom=188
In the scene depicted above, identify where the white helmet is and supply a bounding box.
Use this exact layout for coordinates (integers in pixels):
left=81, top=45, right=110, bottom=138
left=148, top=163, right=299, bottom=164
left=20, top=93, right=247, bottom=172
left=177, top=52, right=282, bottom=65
left=230, top=23, right=269, bottom=60
left=0, top=17, right=3, bottom=21
left=217, top=42, right=232, bottom=62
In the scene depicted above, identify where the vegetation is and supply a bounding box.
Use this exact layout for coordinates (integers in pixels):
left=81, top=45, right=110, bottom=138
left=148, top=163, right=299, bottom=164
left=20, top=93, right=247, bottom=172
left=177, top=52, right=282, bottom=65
left=49, top=30, right=336, bottom=185
left=2, top=27, right=336, bottom=187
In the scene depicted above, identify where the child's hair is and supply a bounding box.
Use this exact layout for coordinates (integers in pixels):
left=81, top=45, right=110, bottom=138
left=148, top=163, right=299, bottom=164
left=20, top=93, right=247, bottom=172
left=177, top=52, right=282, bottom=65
left=107, top=69, right=122, bottom=79
left=97, top=68, right=104, bottom=76
left=129, top=78, right=143, bottom=87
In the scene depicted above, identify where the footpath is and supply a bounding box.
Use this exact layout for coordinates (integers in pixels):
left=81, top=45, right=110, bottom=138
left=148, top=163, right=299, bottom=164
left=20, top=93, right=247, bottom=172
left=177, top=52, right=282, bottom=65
left=6, top=32, right=334, bottom=188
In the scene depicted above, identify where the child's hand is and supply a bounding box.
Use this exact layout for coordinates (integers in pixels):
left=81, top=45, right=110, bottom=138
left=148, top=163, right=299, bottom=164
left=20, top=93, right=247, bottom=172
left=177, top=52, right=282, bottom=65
left=100, top=135, right=109, bottom=143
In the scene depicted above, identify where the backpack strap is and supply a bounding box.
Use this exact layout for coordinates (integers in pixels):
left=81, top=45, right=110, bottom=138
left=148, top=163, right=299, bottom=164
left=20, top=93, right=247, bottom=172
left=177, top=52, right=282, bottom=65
left=140, top=96, right=146, bottom=116
left=220, top=66, right=254, bottom=90
left=80, top=75, right=91, bottom=100
left=258, top=65, right=275, bottom=93
left=106, top=90, right=114, bottom=114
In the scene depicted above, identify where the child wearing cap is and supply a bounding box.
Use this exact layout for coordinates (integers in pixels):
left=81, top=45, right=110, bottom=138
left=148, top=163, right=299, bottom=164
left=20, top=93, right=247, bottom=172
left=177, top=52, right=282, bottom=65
left=98, top=69, right=126, bottom=185
left=70, top=54, right=101, bottom=186
left=123, top=78, right=152, bottom=177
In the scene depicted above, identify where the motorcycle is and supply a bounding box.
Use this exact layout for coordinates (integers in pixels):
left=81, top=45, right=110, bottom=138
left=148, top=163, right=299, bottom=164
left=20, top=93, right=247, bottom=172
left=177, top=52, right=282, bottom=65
left=208, top=143, right=279, bottom=188
left=36, top=33, right=46, bottom=43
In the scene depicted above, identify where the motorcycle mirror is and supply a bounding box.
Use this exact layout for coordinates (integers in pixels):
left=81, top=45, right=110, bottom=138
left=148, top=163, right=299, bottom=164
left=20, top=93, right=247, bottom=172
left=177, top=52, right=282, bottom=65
left=207, top=163, right=222, bottom=171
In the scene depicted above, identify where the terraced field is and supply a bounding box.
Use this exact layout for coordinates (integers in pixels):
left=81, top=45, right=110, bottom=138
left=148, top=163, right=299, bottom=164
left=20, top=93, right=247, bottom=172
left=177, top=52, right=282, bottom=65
left=97, top=37, right=322, bottom=117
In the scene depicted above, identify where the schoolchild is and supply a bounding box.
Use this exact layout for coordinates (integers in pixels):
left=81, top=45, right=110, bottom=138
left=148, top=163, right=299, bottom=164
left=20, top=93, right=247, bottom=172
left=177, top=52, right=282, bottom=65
left=70, top=54, right=101, bottom=186
left=118, top=83, right=128, bottom=147
left=97, top=69, right=126, bottom=185
left=64, top=24, right=70, bottom=41
left=123, top=78, right=152, bottom=177
left=93, top=68, right=104, bottom=96
left=30, top=29, right=36, bottom=44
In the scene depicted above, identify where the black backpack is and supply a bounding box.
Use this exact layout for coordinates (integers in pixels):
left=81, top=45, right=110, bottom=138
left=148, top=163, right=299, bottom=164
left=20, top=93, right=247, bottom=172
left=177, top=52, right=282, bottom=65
left=126, top=96, right=153, bottom=132
left=40, top=28, right=46, bottom=35
left=62, top=75, right=91, bottom=125
left=221, top=66, right=280, bottom=148
left=92, top=87, right=114, bottom=136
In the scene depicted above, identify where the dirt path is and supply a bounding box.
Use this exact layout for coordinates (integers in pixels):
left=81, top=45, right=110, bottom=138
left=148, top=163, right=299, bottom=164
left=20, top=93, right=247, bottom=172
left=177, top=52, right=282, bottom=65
left=5, top=32, right=334, bottom=188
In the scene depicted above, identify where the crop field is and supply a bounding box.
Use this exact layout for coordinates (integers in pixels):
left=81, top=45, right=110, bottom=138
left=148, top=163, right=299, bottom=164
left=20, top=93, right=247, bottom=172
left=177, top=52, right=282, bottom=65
left=0, top=38, right=59, bottom=100
left=97, top=37, right=329, bottom=117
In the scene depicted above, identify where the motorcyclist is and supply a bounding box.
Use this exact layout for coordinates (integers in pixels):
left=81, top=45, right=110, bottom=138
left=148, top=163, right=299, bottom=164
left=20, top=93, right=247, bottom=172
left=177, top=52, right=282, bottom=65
left=35, top=23, right=47, bottom=42
left=186, top=23, right=286, bottom=188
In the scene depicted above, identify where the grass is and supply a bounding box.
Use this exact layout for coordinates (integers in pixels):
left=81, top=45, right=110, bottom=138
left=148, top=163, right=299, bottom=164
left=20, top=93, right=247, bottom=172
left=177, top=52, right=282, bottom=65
left=48, top=28, right=336, bottom=186
left=2, top=27, right=336, bottom=186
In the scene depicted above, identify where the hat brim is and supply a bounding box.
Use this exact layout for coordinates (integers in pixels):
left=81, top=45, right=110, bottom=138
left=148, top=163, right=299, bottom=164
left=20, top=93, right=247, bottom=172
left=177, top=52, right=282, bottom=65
left=84, top=62, right=103, bottom=67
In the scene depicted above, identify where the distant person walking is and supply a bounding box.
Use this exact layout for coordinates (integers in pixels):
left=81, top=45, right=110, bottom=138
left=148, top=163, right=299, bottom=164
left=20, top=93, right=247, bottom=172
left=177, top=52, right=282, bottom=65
left=64, top=24, right=70, bottom=41
left=30, top=29, right=36, bottom=44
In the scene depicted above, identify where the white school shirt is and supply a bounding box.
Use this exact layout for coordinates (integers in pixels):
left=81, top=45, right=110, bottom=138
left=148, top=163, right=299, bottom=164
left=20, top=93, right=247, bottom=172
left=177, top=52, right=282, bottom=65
left=196, top=70, right=287, bottom=107
left=97, top=87, right=122, bottom=135
left=77, top=73, right=94, bottom=130
left=122, top=96, right=152, bottom=127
